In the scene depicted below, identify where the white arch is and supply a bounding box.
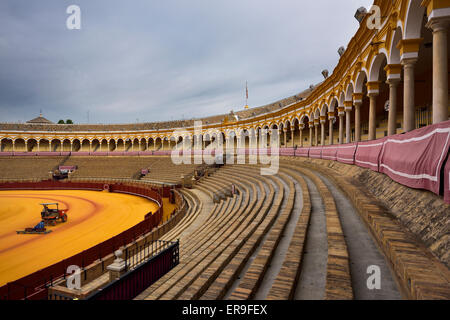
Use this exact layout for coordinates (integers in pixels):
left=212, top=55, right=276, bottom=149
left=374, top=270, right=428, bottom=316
left=404, top=0, right=425, bottom=39
left=389, top=26, right=403, bottom=65
left=369, top=52, right=388, bottom=82
left=320, top=104, right=328, bottom=116
left=354, top=70, right=368, bottom=93
left=345, top=83, right=354, bottom=102
left=338, top=92, right=345, bottom=107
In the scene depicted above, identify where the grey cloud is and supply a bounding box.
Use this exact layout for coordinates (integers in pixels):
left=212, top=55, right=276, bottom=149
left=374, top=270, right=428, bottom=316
left=0, top=0, right=374, bottom=124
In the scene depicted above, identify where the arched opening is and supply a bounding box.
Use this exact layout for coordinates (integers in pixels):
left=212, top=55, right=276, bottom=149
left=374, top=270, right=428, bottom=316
left=39, top=139, right=50, bottom=152
left=132, top=138, right=139, bottom=152
left=117, top=139, right=125, bottom=151
left=355, top=71, right=370, bottom=140
left=413, top=14, right=434, bottom=128
left=154, top=137, right=162, bottom=150
left=51, top=139, right=61, bottom=152
left=100, top=139, right=108, bottom=152
left=300, top=115, right=310, bottom=147
left=279, top=123, right=285, bottom=147
left=1, top=138, right=13, bottom=152
left=241, top=130, right=250, bottom=149
left=72, top=139, right=81, bottom=152
left=109, top=139, right=116, bottom=152
left=320, top=105, right=328, bottom=145
left=254, top=128, right=261, bottom=148
left=161, top=137, right=168, bottom=150
left=262, top=125, right=270, bottom=148
left=284, top=121, right=292, bottom=147
left=369, top=53, right=389, bottom=138
left=15, top=139, right=26, bottom=152
left=91, top=139, right=100, bottom=152
left=290, top=119, right=298, bottom=148
left=204, top=134, right=211, bottom=149
left=140, top=138, right=147, bottom=151
left=148, top=138, right=155, bottom=150
left=81, top=139, right=90, bottom=152
left=228, top=131, right=237, bottom=154
left=125, top=139, right=132, bottom=152
left=62, top=139, right=71, bottom=152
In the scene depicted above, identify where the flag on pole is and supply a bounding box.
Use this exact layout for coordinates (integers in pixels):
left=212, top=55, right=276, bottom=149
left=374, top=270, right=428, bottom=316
left=244, top=81, right=249, bottom=109
left=246, top=81, right=248, bottom=100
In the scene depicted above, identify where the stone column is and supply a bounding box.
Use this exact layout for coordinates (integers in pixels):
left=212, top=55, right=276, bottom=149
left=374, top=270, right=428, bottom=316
left=299, top=125, right=304, bottom=147
left=338, top=106, right=345, bottom=144
left=344, top=101, right=353, bottom=144
left=320, top=116, right=326, bottom=146
left=12, top=140, right=15, bottom=153
left=309, top=121, right=314, bottom=146
left=328, top=112, right=335, bottom=145
left=314, top=119, right=319, bottom=146
left=384, top=65, right=402, bottom=136
left=283, top=130, right=287, bottom=147
left=387, top=78, right=401, bottom=136
left=353, top=93, right=363, bottom=142
left=367, top=81, right=379, bottom=141
left=402, top=58, right=418, bottom=132
left=427, top=19, right=449, bottom=124
left=397, top=38, right=422, bottom=131
left=368, top=94, right=378, bottom=140
left=291, top=129, right=295, bottom=148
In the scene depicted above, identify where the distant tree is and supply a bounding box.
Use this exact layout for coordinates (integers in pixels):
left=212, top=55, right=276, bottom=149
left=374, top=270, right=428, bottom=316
left=57, top=120, right=65, bottom=124
left=66, top=119, right=73, bottom=124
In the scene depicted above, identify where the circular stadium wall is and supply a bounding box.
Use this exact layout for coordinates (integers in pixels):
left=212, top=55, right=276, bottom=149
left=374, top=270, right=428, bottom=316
left=0, top=180, right=174, bottom=300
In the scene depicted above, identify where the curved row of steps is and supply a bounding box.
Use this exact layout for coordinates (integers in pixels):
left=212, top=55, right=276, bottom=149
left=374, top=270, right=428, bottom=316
left=136, top=166, right=260, bottom=299
left=136, top=159, right=449, bottom=300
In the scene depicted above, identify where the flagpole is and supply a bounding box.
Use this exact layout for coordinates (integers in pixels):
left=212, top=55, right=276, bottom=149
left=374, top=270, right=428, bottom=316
left=245, top=81, right=249, bottom=109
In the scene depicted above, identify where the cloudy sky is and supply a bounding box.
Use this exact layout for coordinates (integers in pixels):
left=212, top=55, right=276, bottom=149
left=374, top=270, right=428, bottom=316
left=0, top=0, right=373, bottom=124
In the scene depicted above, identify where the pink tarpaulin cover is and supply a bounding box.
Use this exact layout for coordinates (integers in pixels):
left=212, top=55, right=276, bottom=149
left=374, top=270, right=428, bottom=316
left=12, top=152, right=35, bottom=156
left=336, top=143, right=357, bottom=165
left=36, top=152, right=59, bottom=156
left=153, top=151, right=171, bottom=156
left=309, top=147, right=322, bottom=159
left=379, top=120, right=450, bottom=195
left=445, top=155, right=450, bottom=204
left=295, top=148, right=310, bottom=158
left=322, top=146, right=338, bottom=161
left=355, top=137, right=387, bottom=172
left=70, top=152, right=90, bottom=156
left=280, top=148, right=295, bottom=156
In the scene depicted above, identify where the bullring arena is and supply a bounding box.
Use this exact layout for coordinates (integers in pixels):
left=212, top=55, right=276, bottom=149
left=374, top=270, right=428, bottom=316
left=0, top=0, right=449, bottom=301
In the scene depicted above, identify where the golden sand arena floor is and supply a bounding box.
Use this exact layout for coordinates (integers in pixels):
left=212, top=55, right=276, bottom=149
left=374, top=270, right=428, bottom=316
left=0, top=189, right=172, bottom=286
